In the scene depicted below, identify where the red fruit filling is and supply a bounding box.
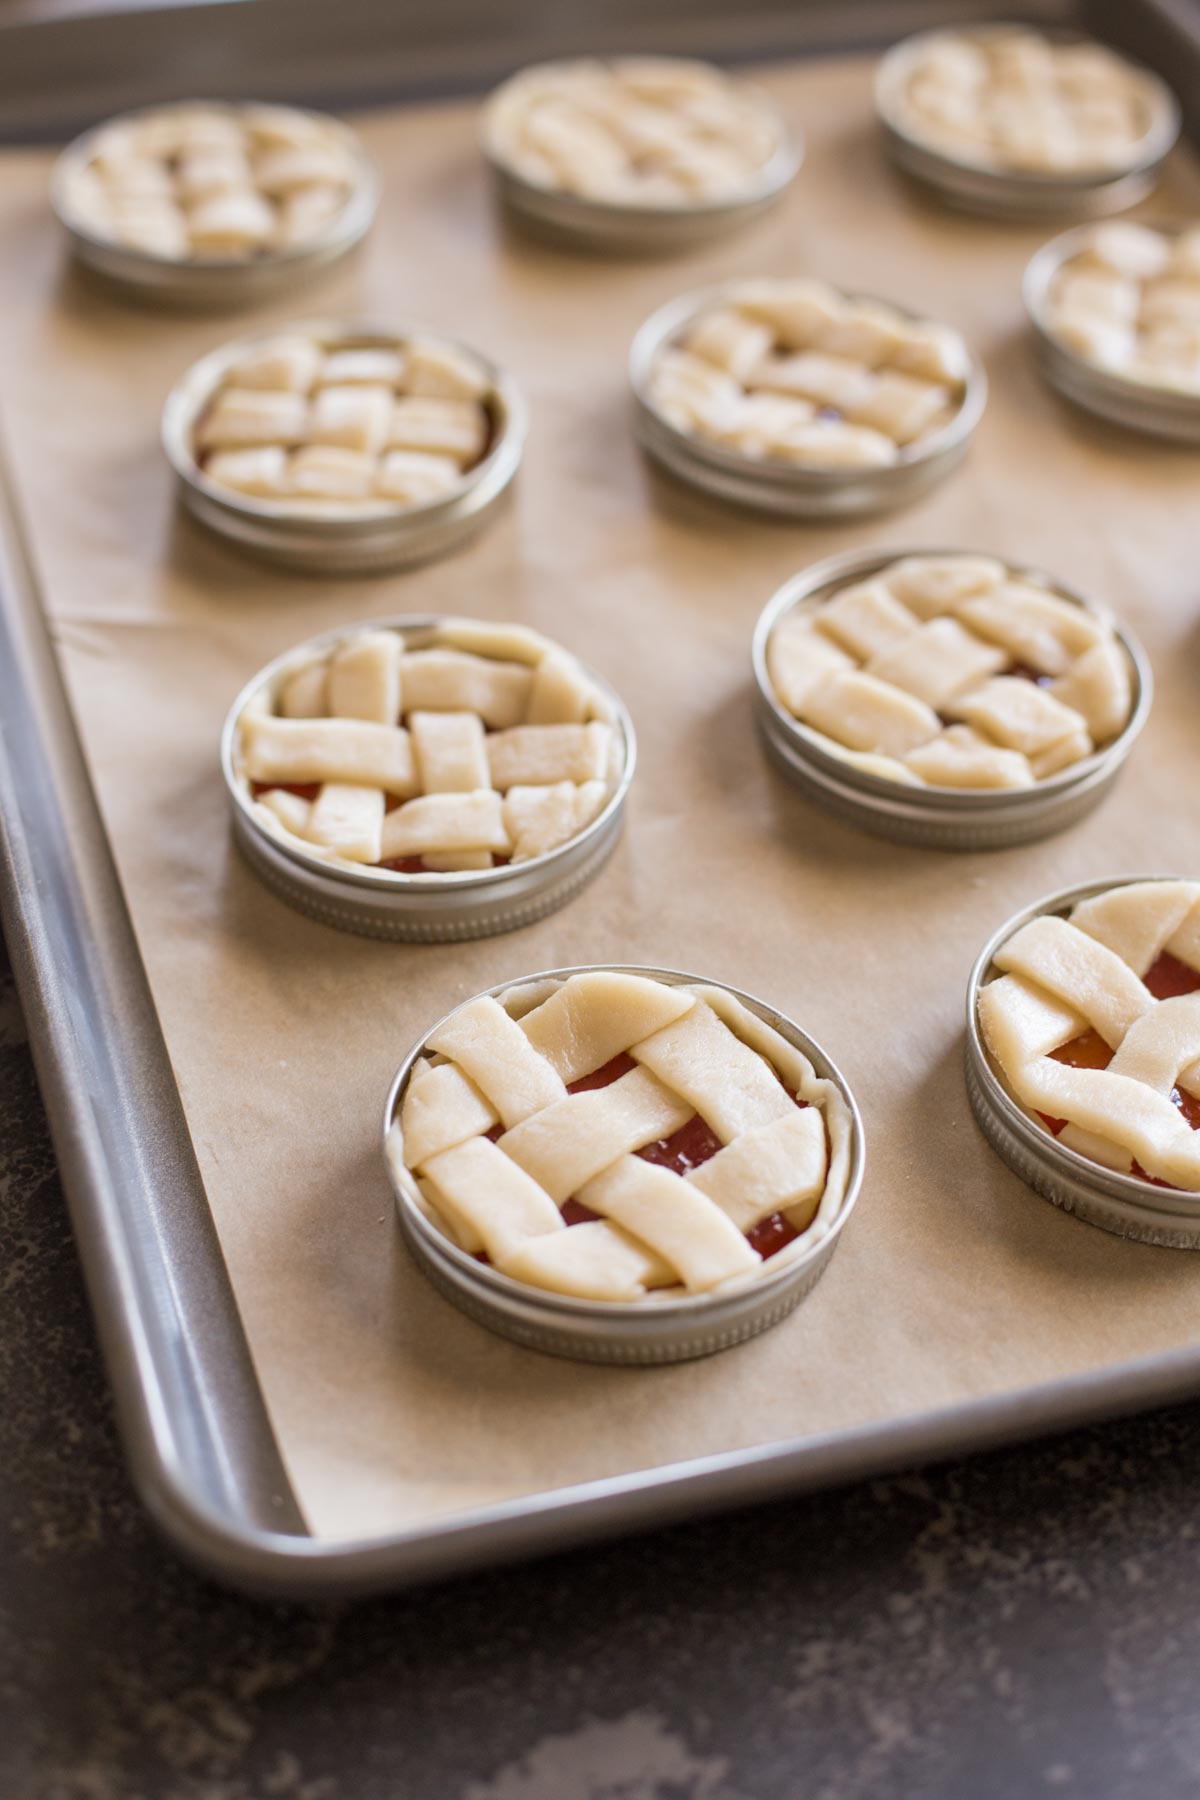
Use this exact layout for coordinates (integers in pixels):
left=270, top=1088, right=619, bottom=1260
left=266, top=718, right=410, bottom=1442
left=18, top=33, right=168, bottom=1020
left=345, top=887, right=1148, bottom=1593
left=250, top=780, right=321, bottom=802
left=376, top=855, right=512, bottom=874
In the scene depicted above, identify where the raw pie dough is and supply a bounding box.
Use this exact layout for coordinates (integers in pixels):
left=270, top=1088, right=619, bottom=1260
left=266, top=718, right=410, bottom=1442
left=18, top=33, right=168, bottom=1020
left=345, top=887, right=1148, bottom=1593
left=388, top=971, right=854, bottom=1303
left=1042, top=222, right=1200, bottom=396
left=193, top=331, right=494, bottom=512
left=647, top=280, right=971, bottom=470
left=484, top=57, right=786, bottom=208
left=766, top=553, right=1134, bottom=791
left=979, top=881, right=1200, bottom=1189
left=888, top=29, right=1160, bottom=176
left=59, top=102, right=364, bottom=261
left=235, top=620, right=623, bottom=874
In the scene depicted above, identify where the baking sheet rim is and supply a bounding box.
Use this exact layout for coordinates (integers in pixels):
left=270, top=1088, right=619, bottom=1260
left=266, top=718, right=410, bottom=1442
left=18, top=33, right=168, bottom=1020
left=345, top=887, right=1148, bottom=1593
left=137, top=1335, right=1200, bottom=1596
left=7, top=10, right=1200, bottom=1597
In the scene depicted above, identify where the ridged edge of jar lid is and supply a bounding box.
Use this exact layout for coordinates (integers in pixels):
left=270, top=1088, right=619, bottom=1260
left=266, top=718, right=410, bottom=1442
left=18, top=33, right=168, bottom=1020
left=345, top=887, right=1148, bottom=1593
left=480, top=70, right=800, bottom=252
left=966, top=874, right=1200, bottom=1248
left=230, top=799, right=626, bottom=943
left=629, top=285, right=986, bottom=520
left=163, top=319, right=529, bottom=573
left=382, top=965, right=866, bottom=1363
left=221, top=615, right=636, bottom=941
left=750, top=546, right=1152, bottom=849
left=401, top=1210, right=839, bottom=1364
left=1024, top=223, right=1200, bottom=443
left=51, top=100, right=379, bottom=306
left=873, top=27, right=1180, bottom=219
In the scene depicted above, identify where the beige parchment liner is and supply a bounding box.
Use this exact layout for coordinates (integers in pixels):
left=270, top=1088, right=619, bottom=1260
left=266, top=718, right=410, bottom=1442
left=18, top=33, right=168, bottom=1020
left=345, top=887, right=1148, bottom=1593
left=1, top=58, right=1200, bottom=1542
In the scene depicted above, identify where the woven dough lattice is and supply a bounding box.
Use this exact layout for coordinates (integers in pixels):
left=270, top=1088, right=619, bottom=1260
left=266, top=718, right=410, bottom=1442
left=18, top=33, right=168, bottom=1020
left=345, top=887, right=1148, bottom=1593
left=485, top=58, right=780, bottom=207
left=1046, top=222, right=1200, bottom=397
left=194, top=333, right=493, bottom=512
left=980, top=881, right=1200, bottom=1189
left=62, top=102, right=361, bottom=261
left=238, top=620, right=620, bottom=874
left=391, top=971, right=853, bottom=1303
left=648, top=280, right=970, bottom=470
left=768, top=553, right=1132, bottom=791
left=894, top=30, right=1152, bottom=175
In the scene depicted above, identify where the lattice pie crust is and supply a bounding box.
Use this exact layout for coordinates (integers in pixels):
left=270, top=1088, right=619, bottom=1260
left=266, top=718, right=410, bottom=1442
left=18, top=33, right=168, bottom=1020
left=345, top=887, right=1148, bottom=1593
left=1043, top=223, right=1200, bottom=397
left=193, top=331, right=494, bottom=512
left=890, top=30, right=1157, bottom=176
left=979, top=881, right=1200, bottom=1190
left=767, top=554, right=1133, bottom=791
left=647, top=280, right=971, bottom=470
left=388, top=971, right=853, bottom=1303
left=235, top=620, right=623, bottom=875
left=484, top=57, right=783, bottom=208
left=59, top=102, right=363, bottom=262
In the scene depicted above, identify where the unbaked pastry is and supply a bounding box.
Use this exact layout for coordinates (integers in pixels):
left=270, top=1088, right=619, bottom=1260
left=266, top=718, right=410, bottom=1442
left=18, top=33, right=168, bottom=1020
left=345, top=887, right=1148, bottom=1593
left=193, top=331, right=494, bottom=512
left=388, top=970, right=853, bottom=1301
left=1042, top=222, right=1200, bottom=396
left=235, top=620, right=623, bottom=875
left=59, top=102, right=364, bottom=261
left=889, top=29, right=1159, bottom=176
left=766, top=553, right=1134, bottom=790
left=647, top=280, right=972, bottom=469
left=979, top=880, right=1200, bottom=1189
left=484, top=57, right=785, bottom=208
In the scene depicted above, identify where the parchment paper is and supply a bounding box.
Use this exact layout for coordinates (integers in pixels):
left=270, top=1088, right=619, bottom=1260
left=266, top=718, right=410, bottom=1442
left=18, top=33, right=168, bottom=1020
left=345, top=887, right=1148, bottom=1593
left=2, top=57, right=1200, bottom=1541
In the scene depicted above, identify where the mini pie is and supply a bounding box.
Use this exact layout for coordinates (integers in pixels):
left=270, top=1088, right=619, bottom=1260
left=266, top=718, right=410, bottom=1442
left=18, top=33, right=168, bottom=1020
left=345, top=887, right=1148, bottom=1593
left=979, top=881, right=1200, bottom=1191
left=192, top=331, right=494, bottom=513
left=58, top=102, right=365, bottom=261
left=766, top=553, right=1134, bottom=791
left=483, top=57, right=786, bottom=209
left=387, top=971, right=853, bottom=1303
left=1041, top=222, right=1200, bottom=396
left=888, top=29, right=1161, bottom=176
left=234, top=620, right=623, bottom=875
left=647, top=280, right=972, bottom=470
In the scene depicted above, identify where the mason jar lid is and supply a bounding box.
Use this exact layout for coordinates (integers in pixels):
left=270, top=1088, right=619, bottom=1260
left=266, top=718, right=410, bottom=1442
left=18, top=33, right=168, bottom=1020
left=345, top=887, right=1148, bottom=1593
left=222, top=615, right=635, bottom=941
left=383, top=964, right=865, bottom=1363
left=750, top=546, right=1152, bottom=849
left=162, top=318, right=528, bottom=573
left=481, top=59, right=799, bottom=252
left=630, top=284, right=986, bottom=520
left=967, top=876, right=1200, bottom=1248
left=52, top=99, right=378, bottom=306
left=874, top=28, right=1179, bottom=220
left=1025, top=222, right=1200, bottom=444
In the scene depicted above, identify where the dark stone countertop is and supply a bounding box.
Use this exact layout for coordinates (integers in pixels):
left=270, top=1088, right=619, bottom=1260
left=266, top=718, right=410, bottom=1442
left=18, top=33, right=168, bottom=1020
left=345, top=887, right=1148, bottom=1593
left=5, top=944, right=1200, bottom=1800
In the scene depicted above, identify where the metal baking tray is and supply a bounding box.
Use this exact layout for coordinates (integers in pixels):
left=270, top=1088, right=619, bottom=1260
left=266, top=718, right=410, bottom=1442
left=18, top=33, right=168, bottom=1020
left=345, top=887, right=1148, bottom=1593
left=4, top=0, right=1200, bottom=1599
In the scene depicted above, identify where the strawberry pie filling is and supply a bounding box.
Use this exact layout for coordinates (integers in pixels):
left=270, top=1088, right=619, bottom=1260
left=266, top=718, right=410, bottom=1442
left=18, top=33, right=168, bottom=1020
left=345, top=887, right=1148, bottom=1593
left=376, top=854, right=513, bottom=874
left=251, top=780, right=321, bottom=803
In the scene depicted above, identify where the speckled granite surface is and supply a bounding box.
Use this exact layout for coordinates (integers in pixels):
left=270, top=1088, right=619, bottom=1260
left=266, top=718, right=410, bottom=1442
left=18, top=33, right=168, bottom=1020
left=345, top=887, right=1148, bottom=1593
left=4, top=944, right=1200, bottom=1800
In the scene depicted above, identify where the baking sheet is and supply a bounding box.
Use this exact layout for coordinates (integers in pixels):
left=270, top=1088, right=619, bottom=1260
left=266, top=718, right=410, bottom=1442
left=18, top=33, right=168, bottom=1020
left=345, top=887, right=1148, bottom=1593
left=1, top=56, right=1199, bottom=1543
